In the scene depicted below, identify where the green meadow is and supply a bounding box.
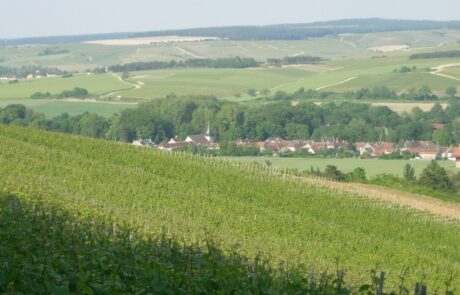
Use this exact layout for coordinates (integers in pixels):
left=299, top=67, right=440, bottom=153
left=225, top=157, right=457, bottom=177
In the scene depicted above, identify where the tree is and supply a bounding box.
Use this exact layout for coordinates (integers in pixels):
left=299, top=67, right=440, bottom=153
left=350, top=167, right=367, bottom=183
left=445, top=86, right=458, bottom=98
left=324, top=165, right=346, bottom=181
left=247, top=88, right=257, bottom=97
left=418, top=85, right=434, bottom=101
left=432, top=128, right=453, bottom=146
left=261, top=89, right=271, bottom=98
left=403, top=163, right=416, bottom=182
left=418, top=161, right=454, bottom=192
left=121, top=71, right=130, bottom=79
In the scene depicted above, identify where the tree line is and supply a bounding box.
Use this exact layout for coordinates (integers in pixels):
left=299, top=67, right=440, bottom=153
left=2, top=95, right=460, bottom=146
left=0, top=65, right=63, bottom=79
left=30, top=87, right=89, bottom=99
left=267, top=55, right=322, bottom=66
left=94, top=55, right=323, bottom=74
left=94, top=57, right=260, bottom=73
left=410, top=50, right=460, bottom=60
left=269, top=85, right=443, bottom=101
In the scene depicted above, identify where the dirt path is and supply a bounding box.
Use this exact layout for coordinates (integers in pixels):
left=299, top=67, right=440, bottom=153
left=62, top=98, right=138, bottom=105
left=315, top=76, right=357, bottom=90
left=176, top=47, right=204, bottom=59
left=430, top=63, right=460, bottom=82
left=296, top=176, right=460, bottom=222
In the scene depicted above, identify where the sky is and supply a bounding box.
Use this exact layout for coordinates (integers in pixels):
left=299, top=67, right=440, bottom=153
left=1, top=0, right=460, bottom=39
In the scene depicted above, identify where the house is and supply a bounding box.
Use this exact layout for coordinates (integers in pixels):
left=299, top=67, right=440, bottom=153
left=302, top=141, right=328, bottom=155
left=372, top=142, right=398, bottom=157
left=417, top=150, right=441, bottom=160
left=262, top=137, right=291, bottom=154
left=185, top=135, right=212, bottom=146
left=168, top=136, right=183, bottom=144
left=356, top=142, right=375, bottom=156
left=157, top=141, right=190, bottom=151
left=446, top=147, right=460, bottom=167
left=326, top=138, right=348, bottom=150
left=132, top=139, right=155, bottom=148
left=235, top=139, right=256, bottom=147
left=402, top=140, right=440, bottom=160
left=184, top=124, right=217, bottom=148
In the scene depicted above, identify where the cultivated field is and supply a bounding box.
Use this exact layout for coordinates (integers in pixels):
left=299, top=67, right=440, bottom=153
left=85, top=35, right=220, bottom=46
left=226, top=157, right=457, bottom=177
left=2, top=31, right=460, bottom=116
left=1, top=125, right=459, bottom=289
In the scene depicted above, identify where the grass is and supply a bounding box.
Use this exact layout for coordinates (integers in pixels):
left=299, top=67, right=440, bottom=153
left=225, top=157, right=457, bottom=177
left=0, top=73, right=130, bottom=99
left=0, top=125, right=459, bottom=290
left=30, top=101, right=133, bottom=117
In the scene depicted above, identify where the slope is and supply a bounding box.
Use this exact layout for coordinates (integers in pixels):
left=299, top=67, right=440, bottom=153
left=0, top=125, right=459, bottom=289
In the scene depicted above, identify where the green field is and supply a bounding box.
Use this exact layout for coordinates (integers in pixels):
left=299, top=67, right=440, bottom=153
left=0, top=125, right=459, bottom=290
left=2, top=31, right=460, bottom=115
left=226, top=157, right=457, bottom=177
left=0, top=73, right=130, bottom=99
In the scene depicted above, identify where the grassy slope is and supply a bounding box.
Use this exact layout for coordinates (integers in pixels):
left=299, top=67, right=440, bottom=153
left=0, top=125, right=459, bottom=289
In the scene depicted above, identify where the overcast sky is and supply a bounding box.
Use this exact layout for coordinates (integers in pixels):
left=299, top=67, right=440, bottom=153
left=1, top=0, right=460, bottom=39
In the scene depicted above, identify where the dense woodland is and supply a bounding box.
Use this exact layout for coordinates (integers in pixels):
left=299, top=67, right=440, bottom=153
left=4, top=19, right=460, bottom=45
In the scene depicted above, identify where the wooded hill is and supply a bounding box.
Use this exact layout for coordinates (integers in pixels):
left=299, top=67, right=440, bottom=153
left=4, top=18, right=460, bottom=45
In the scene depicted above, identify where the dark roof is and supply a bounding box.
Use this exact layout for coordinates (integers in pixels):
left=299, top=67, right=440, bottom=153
left=187, top=135, right=211, bottom=145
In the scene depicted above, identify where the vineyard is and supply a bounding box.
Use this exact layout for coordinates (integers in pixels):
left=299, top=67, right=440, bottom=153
left=0, top=125, right=459, bottom=293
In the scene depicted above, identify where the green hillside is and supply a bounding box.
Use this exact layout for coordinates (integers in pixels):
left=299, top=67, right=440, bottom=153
left=0, top=125, right=459, bottom=291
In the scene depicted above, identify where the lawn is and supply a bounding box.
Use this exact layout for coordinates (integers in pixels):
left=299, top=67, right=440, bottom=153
left=225, top=157, right=457, bottom=177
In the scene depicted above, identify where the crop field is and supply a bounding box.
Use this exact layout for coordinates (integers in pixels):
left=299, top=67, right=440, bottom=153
left=0, top=125, right=459, bottom=290
left=225, top=157, right=457, bottom=177
left=2, top=31, right=460, bottom=116
left=0, top=73, right=130, bottom=99
left=1, top=30, right=460, bottom=71
left=117, top=67, right=314, bottom=99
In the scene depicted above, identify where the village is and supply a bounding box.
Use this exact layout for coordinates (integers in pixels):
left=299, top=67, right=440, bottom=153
left=132, top=126, right=460, bottom=168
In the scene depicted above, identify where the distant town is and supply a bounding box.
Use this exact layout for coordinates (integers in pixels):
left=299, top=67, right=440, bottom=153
left=133, top=124, right=460, bottom=168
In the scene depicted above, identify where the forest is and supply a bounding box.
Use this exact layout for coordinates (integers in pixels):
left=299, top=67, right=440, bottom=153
left=4, top=18, right=460, bottom=45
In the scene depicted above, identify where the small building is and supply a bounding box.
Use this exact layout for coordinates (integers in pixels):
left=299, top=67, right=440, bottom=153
left=157, top=141, right=190, bottom=151
left=302, top=141, right=328, bottom=155
left=356, top=142, right=375, bottom=156
left=132, top=139, right=155, bottom=148
left=372, top=142, right=398, bottom=157
left=402, top=140, right=440, bottom=160
left=168, top=136, right=183, bottom=144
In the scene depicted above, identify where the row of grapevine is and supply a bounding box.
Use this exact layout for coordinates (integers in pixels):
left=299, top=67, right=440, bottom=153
left=0, top=125, right=459, bottom=291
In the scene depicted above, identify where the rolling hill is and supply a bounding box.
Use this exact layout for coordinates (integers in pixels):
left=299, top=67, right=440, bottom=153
left=0, top=125, right=459, bottom=292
